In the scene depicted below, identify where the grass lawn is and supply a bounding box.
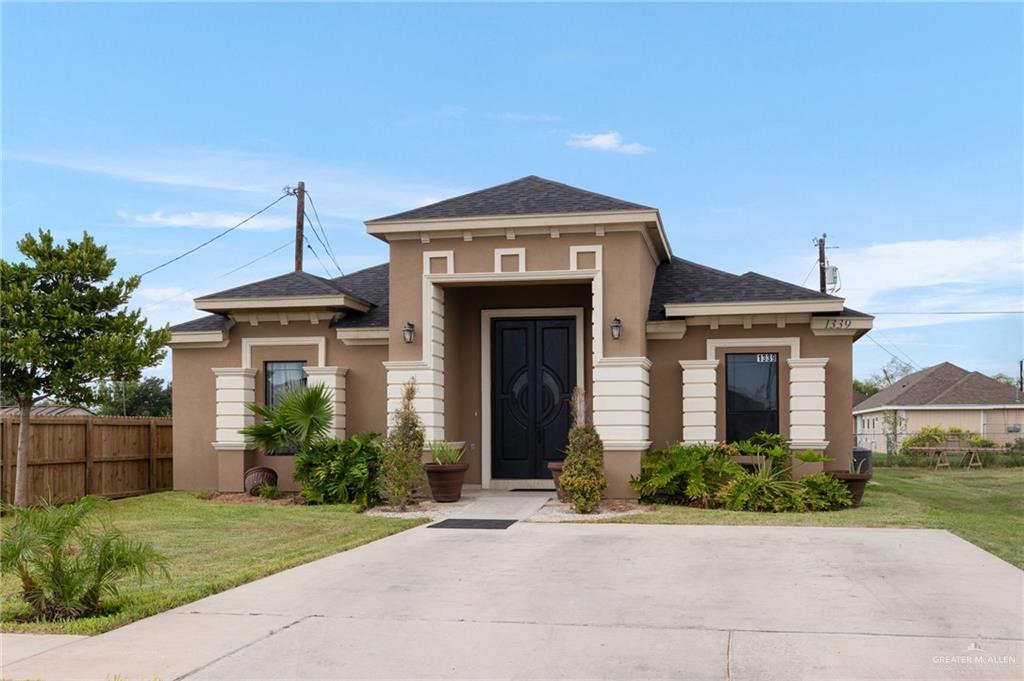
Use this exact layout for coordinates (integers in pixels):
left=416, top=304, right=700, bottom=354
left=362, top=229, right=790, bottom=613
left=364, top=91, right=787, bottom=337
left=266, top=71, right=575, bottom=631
left=604, top=468, right=1024, bottom=569
left=1, top=492, right=425, bottom=636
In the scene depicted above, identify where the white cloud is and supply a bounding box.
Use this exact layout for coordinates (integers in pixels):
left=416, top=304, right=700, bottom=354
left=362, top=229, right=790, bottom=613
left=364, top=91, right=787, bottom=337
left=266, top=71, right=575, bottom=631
left=566, top=131, right=651, bottom=155
left=823, top=232, right=1022, bottom=330
left=117, top=209, right=292, bottom=232
left=8, top=147, right=464, bottom=221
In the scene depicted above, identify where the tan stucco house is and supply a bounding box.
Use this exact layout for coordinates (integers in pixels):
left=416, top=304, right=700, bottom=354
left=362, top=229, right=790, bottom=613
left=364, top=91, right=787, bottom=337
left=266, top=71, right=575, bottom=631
left=854, top=362, right=1024, bottom=452
left=169, top=176, right=873, bottom=497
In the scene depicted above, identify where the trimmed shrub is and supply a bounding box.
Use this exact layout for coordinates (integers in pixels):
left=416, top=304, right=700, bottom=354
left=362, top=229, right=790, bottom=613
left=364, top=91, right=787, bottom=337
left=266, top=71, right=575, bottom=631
left=379, top=379, right=426, bottom=510
left=630, top=442, right=743, bottom=506
left=799, top=473, right=854, bottom=511
left=559, top=425, right=606, bottom=513
left=1, top=497, right=168, bottom=620
left=293, top=432, right=383, bottom=509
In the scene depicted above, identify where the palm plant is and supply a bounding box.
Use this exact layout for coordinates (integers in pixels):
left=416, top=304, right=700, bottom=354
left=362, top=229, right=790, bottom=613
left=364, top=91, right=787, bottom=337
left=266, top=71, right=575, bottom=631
left=0, top=497, right=168, bottom=620
left=241, top=384, right=333, bottom=454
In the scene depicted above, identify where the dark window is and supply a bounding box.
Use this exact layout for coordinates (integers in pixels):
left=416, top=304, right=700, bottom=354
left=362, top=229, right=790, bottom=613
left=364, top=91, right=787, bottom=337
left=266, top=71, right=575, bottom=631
left=725, top=353, right=779, bottom=442
left=264, top=361, right=307, bottom=410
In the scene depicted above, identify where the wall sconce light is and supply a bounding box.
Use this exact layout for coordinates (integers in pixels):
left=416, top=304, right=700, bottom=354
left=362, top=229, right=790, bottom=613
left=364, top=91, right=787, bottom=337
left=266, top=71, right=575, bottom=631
left=402, top=322, right=415, bottom=343
left=610, top=316, right=623, bottom=341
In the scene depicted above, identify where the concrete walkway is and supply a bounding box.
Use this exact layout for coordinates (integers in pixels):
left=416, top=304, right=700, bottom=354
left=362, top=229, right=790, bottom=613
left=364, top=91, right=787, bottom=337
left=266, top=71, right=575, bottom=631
left=3, top=502, right=1022, bottom=680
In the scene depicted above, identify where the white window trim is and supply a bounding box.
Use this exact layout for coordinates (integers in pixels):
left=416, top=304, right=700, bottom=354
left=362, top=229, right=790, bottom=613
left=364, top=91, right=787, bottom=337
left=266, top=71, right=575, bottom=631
left=480, top=307, right=585, bottom=489
left=241, top=336, right=326, bottom=369
left=493, top=247, right=526, bottom=273
left=707, top=337, right=801, bottom=360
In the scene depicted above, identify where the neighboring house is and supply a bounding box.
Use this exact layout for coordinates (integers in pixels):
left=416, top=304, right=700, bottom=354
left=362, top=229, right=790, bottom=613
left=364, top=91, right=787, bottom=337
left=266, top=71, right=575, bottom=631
left=0, top=405, right=95, bottom=417
left=853, top=362, right=1024, bottom=452
left=169, top=176, right=873, bottom=496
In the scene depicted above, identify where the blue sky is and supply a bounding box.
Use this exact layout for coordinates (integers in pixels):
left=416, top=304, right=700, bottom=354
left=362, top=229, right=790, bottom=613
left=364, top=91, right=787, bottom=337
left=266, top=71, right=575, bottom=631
left=3, top=3, right=1021, bottom=382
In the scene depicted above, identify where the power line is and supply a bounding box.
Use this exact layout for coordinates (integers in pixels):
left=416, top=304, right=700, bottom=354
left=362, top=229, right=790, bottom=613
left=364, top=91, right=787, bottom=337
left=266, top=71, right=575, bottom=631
left=871, top=330, right=920, bottom=370
left=143, top=238, right=295, bottom=308
left=800, top=259, right=818, bottom=287
left=139, top=192, right=289, bottom=277
left=864, top=333, right=917, bottom=370
left=305, top=192, right=344, bottom=276
left=304, top=237, right=332, bottom=278
left=217, top=239, right=293, bottom=279
left=304, top=211, right=343, bottom=277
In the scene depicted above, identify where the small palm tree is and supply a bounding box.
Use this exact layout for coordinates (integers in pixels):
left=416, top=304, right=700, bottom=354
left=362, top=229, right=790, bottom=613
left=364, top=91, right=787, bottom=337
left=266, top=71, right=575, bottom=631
left=240, top=384, right=334, bottom=454
left=0, top=497, right=168, bottom=620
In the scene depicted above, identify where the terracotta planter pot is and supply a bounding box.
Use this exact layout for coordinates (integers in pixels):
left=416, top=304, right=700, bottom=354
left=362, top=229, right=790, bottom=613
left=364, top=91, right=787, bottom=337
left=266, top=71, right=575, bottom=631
left=423, top=462, right=470, bottom=502
left=244, top=466, right=278, bottom=496
left=828, top=471, right=871, bottom=507
left=548, top=461, right=566, bottom=502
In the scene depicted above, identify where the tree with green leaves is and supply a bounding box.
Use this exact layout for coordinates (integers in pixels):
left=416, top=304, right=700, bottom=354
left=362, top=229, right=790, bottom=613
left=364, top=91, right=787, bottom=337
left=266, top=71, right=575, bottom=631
left=1, top=230, right=169, bottom=506
left=92, top=377, right=172, bottom=417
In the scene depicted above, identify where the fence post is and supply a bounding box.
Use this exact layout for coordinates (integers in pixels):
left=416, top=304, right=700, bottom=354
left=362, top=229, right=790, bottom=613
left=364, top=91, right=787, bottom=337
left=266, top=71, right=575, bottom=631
left=84, top=417, right=94, bottom=496
left=148, top=418, right=157, bottom=492
left=3, top=418, right=14, bottom=504
left=0, top=418, right=5, bottom=504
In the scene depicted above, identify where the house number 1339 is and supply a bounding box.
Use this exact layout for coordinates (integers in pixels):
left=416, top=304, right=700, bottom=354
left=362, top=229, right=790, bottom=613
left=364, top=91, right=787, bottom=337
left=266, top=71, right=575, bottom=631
left=756, top=353, right=777, bottom=363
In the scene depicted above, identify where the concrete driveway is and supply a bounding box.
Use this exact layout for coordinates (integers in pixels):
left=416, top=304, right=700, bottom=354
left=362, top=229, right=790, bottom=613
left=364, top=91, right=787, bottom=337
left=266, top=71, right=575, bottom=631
left=4, top=500, right=1022, bottom=680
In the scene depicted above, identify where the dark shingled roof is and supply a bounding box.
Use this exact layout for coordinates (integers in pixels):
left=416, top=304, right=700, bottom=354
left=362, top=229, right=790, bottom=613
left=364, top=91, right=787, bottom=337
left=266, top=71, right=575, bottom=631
left=169, top=314, right=232, bottom=332
left=646, top=257, right=849, bottom=321
left=196, top=270, right=367, bottom=302
left=856, top=362, right=1023, bottom=410
left=330, top=263, right=390, bottom=328
left=369, top=175, right=653, bottom=223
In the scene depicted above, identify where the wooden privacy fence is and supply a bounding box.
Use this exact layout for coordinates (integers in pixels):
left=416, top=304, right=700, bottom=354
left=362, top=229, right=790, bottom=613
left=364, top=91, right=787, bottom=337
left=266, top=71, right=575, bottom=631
left=0, top=416, right=173, bottom=504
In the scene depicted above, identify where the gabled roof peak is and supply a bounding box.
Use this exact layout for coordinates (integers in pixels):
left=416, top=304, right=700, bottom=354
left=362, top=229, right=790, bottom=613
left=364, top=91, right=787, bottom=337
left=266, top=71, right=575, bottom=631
left=368, top=175, right=654, bottom=223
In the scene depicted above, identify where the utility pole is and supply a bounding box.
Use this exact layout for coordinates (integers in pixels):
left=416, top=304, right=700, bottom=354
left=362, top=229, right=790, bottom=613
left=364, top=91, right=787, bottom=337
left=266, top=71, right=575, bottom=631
left=293, top=181, right=305, bottom=272
left=814, top=233, right=827, bottom=294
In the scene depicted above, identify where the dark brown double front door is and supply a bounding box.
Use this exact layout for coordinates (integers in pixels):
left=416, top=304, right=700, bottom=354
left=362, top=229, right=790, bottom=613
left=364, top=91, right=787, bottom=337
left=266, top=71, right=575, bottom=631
left=491, top=317, right=576, bottom=479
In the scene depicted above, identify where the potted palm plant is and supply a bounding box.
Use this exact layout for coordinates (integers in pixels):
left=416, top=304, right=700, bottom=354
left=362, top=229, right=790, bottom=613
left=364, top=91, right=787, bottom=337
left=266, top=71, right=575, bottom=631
left=423, top=441, right=469, bottom=502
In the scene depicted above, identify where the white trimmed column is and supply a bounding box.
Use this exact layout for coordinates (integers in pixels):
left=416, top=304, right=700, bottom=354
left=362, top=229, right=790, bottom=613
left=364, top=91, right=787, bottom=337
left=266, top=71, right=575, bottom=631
left=212, top=367, right=256, bottom=449
left=788, top=357, right=828, bottom=450
left=679, top=359, right=719, bottom=444
left=592, top=357, right=651, bottom=450
left=304, top=366, right=348, bottom=439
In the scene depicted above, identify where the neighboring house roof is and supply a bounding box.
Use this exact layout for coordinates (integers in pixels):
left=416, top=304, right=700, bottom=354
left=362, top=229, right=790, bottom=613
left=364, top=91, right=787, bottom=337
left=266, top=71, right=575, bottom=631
left=854, top=362, right=1023, bottom=411
left=852, top=390, right=869, bottom=408
left=369, top=175, right=654, bottom=223
left=170, top=314, right=232, bottom=332
left=195, top=270, right=365, bottom=301
left=646, top=256, right=862, bottom=321
left=0, top=405, right=95, bottom=417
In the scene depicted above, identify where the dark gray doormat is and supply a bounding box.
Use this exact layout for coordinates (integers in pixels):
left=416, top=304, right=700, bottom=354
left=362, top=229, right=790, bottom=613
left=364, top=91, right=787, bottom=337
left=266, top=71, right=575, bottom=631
left=429, top=518, right=517, bottom=530
left=510, top=488, right=555, bottom=492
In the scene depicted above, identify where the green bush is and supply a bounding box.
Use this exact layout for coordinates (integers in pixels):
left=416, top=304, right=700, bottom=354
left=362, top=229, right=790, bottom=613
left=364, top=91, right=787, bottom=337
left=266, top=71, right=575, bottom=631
left=900, top=426, right=997, bottom=456
left=630, top=442, right=743, bottom=506
left=1, top=497, right=168, bottom=620
left=632, top=432, right=850, bottom=513
left=379, top=379, right=426, bottom=511
left=716, top=458, right=805, bottom=512
left=256, top=483, right=283, bottom=500
left=559, top=425, right=606, bottom=513
left=799, top=473, right=854, bottom=511
left=294, top=433, right=383, bottom=510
